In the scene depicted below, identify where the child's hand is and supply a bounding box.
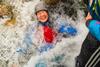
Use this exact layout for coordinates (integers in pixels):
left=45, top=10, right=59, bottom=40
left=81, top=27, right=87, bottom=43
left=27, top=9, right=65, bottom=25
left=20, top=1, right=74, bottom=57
left=85, top=12, right=92, bottom=21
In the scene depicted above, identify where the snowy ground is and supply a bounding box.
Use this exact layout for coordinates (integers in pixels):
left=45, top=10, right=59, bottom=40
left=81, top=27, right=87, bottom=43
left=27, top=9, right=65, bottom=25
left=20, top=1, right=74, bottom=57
left=0, top=0, right=88, bottom=67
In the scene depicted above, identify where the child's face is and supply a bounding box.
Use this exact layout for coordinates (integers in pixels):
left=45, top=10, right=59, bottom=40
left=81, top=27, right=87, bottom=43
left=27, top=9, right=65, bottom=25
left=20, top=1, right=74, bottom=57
left=36, top=10, right=48, bottom=23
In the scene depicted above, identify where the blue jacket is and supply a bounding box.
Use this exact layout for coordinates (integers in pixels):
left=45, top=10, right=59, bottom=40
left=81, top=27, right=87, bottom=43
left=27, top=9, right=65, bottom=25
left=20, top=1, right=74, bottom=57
left=88, top=20, right=100, bottom=41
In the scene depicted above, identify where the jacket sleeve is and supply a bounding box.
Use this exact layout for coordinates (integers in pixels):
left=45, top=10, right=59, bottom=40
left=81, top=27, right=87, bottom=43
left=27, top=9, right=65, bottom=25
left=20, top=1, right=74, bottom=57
left=58, top=25, right=77, bottom=36
left=87, top=20, right=100, bottom=41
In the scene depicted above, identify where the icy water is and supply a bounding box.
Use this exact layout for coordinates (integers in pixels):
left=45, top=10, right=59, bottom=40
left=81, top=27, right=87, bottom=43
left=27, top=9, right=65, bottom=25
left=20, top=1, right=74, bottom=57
left=0, top=0, right=88, bottom=67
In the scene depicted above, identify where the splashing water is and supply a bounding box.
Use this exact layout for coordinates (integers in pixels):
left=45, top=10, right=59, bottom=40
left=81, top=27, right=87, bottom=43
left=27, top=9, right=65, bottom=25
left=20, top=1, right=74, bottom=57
left=0, top=0, right=88, bottom=67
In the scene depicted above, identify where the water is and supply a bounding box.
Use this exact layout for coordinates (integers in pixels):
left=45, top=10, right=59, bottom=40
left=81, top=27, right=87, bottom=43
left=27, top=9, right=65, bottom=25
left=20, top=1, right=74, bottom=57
left=0, top=0, right=88, bottom=67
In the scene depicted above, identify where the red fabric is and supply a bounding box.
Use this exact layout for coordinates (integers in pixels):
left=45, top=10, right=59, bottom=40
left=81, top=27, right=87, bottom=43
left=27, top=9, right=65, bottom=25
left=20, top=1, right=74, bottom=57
left=43, top=26, right=56, bottom=43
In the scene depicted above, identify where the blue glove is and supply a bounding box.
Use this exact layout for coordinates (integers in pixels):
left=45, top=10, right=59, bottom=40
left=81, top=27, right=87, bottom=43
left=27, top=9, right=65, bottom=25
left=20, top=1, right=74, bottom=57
left=88, top=20, right=100, bottom=41
left=58, top=25, right=77, bottom=36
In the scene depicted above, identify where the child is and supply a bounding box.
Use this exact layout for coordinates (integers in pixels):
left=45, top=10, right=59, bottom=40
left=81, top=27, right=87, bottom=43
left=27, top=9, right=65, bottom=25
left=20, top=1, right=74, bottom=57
left=21, top=1, right=57, bottom=54
left=21, top=1, right=77, bottom=54
left=34, top=1, right=77, bottom=53
left=76, top=0, right=100, bottom=67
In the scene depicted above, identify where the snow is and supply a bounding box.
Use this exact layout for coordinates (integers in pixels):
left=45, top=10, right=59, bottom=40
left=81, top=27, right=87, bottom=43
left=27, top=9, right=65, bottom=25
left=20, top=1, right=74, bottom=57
left=0, top=0, right=89, bottom=67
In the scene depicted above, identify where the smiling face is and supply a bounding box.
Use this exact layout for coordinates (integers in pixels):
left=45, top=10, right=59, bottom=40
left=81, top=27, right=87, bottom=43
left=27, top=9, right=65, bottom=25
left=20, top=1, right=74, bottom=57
left=36, top=10, right=49, bottom=23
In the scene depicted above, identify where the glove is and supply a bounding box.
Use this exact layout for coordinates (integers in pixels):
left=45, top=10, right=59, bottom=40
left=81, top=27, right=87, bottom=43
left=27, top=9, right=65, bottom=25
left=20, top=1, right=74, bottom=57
left=58, top=25, right=77, bottom=36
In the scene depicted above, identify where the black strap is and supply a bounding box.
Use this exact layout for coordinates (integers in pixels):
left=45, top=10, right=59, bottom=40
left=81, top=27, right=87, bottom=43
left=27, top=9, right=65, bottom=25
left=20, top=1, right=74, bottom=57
left=96, top=0, right=100, bottom=17
left=88, top=0, right=96, bottom=17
